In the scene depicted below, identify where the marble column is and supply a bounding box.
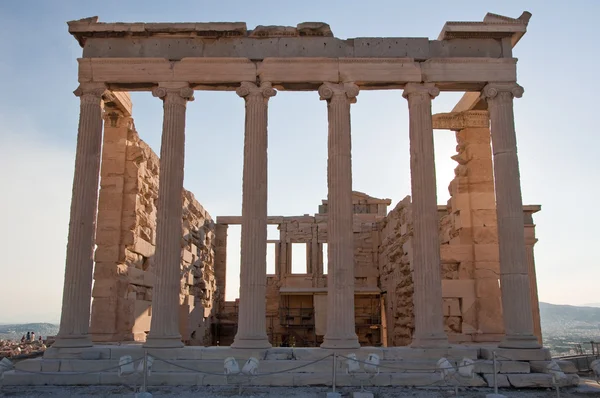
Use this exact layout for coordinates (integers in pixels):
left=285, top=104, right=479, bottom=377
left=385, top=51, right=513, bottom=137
left=232, top=82, right=276, bottom=349
left=525, top=238, right=542, bottom=344
left=54, top=83, right=107, bottom=348
left=403, top=83, right=448, bottom=348
left=144, top=84, right=194, bottom=348
left=319, top=82, right=360, bottom=349
left=482, top=82, right=540, bottom=349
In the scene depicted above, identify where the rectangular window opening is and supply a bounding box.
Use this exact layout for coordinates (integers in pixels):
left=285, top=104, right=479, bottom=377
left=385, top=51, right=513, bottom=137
left=266, top=242, right=276, bottom=275
left=267, top=224, right=279, bottom=240
left=291, top=243, right=308, bottom=274
left=225, top=225, right=241, bottom=301
left=322, top=243, right=328, bottom=275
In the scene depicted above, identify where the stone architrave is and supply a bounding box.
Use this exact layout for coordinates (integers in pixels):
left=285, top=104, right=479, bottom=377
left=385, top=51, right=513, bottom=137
left=482, top=82, right=540, bottom=349
left=144, top=84, right=194, bottom=349
left=403, top=83, right=449, bottom=348
left=54, top=83, right=107, bottom=348
left=232, top=82, right=276, bottom=349
left=319, top=82, right=360, bottom=349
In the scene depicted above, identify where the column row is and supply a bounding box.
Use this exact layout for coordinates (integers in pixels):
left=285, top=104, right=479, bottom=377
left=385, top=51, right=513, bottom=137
left=53, top=81, right=538, bottom=351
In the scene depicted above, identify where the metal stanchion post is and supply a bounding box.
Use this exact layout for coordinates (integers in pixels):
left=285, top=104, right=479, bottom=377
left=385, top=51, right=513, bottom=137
left=327, top=353, right=341, bottom=398
left=142, top=351, right=148, bottom=393
left=493, top=352, right=498, bottom=395
left=486, top=351, right=507, bottom=398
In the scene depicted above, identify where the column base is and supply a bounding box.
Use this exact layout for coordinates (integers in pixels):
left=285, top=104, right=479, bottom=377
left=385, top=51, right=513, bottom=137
left=410, top=332, right=449, bottom=348
left=231, top=336, right=271, bottom=349
left=321, top=335, right=360, bottom=349
left=499, top=334, right=541, bottom=349
left=143, top=335, right=184, bottom=349
left=52, top=334, right=93, bottom=348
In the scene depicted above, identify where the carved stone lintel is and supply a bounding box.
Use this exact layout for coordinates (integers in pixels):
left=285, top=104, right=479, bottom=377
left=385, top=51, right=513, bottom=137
left=481, top=82, right=524, bottom=102
left=403, top=83, right=440, bottom=101
left=318, top=82, right=359, bottom=104
left=432, top=110, right=489, bottom=131
left=152, top=85, right=195, bottom=106
left=236, top=81, right=277, bottom=100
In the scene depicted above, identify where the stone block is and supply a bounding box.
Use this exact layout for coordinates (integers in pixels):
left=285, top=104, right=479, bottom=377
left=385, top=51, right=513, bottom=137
left=442, top=280, right=475, bottom=299
left=466, top=194, right=495, bottom=211
left=100, top=176, right=125, bottom=192
left=382, top=346, right=478, bottom=360
left=132, top=237, right=155, bottom=257
left=95, top=227, right=121, bottom=246
left=265, top=348, right=294, bottom=360
left=529, top=360, right=578, bottom=374
left=474, top=360, right=530, bottom=374
left=482, top=373, right=510, bottom=388
left=506, top=373, right=554, bottom=388
left=89, top=297, right=118, bottom=334
left=94, top=245, right=124, bottom=263
left=14, top=358, right=41, bottom=372
left=43, top=346, right=110, bottom=359
left=92, top=279, right=127, bottom=298
left=147, top=372, right=202, bottom=386
left=59, top=359, right=116, bottom=372
left=2, top=371, right=101, bottom=385
left=389, top=372, right=441, bottom=386
left=480, top=348, right=551, bottom=361
left=440, top=245, right=473, bottom=263
left=474, top=244, right=500, bottom=262
left=100, top=158, right=126, bottom=176
left=472, top=209, right=497, bottom=227
left=476, top=297, right=504, bottom=334
left=472, top=226, right=498, bottom=244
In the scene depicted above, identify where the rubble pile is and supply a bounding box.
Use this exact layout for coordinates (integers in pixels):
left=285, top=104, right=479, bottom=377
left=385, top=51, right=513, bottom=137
left=0, top=339, right=47, bottom=359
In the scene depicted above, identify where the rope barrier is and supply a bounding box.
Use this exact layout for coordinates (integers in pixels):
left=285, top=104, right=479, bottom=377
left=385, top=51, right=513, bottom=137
left=336, top=353, right=487, bottom=372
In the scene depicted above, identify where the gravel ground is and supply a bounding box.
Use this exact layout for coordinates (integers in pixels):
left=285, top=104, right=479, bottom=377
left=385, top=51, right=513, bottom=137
left=0, top=383, right=599, bottom=398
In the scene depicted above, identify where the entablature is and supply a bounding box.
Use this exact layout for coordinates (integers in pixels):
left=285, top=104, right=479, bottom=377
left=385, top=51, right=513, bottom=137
left=77, top=56, right=518, bottom=92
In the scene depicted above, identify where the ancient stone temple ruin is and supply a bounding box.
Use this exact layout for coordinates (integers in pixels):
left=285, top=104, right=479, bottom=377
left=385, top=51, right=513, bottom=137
left=3, top=11, right=579, bottom=389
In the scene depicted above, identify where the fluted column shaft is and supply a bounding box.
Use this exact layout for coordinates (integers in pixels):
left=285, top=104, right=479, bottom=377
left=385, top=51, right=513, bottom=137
left=144, top=84, right=194, bottom=348
left=54, top=83, right=107, bottom=348
left=482, top=82, right=540, bottom=349
left=319, top=82, right=360, bottom=349
left=403, top=83, right=448, bottom=348
left=232, top=82, right=276, bottom=349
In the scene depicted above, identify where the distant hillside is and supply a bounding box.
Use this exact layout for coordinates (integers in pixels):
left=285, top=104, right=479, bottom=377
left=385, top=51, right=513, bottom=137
left=0, top=323, right=58, bottom=341
left=582, top=303, right=600, bottom=308
left=540, top=302, right=600, bottom=356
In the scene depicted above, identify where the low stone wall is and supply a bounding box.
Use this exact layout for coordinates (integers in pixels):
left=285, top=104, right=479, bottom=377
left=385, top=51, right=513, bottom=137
left=90, top=111, right=216, bottom=344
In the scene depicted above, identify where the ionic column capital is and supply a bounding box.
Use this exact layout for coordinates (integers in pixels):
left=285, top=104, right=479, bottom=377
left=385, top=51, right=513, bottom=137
left=236, top=81, right=277, bottom=100
left=403, top=83, right=440, bottom=101
left=152, top=84, right=194, bottom=106
left=318, top=82, right=359, bottom=104
left=481, top=82, right=524, bottom=102
left=73, top=83, right=108, bottom=104
left=102, top=107, right=133, bottom=128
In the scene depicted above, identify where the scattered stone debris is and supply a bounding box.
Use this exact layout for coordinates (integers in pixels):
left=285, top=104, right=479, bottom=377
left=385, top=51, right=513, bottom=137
left=0, top=339, right=47, bottom=359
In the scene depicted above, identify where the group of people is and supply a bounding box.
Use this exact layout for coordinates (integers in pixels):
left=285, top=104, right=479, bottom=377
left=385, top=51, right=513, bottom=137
left=20, top=331, right=42, bottom=343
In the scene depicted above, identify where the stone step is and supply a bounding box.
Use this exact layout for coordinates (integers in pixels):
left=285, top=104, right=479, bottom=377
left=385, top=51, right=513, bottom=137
left=1, top=370, right=488, bottom=387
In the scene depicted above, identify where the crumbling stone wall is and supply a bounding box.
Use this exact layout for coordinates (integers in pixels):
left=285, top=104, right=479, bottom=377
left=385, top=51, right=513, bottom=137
left=378, top=196, right=414, bottom=346
left=91, top=110, right=216, bottom=344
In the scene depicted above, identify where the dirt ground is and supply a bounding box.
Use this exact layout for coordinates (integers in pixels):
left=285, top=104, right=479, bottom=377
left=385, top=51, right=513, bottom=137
left=0, top=383, right=599, bottom=398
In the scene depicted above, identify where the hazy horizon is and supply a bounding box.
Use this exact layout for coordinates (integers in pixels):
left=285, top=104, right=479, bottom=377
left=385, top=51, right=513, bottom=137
left=1, top=0, right=599, bottom=323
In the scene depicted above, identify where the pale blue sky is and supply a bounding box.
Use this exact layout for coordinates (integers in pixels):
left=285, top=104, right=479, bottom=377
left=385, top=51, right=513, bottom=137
left=0, top=0, right=598, bottom=323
